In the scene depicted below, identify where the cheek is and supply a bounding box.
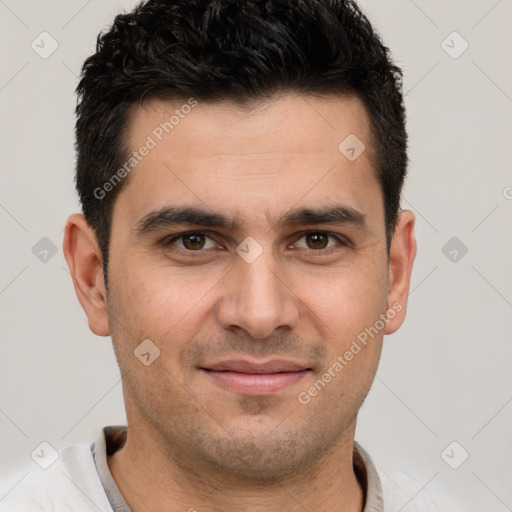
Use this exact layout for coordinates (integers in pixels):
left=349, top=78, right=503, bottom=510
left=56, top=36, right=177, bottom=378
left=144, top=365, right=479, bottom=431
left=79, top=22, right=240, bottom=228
left=108, top=259, right=218, bottom=351
left=297, top=260, right=388, bottom=345
left=301, top=269, right=386, bottom=411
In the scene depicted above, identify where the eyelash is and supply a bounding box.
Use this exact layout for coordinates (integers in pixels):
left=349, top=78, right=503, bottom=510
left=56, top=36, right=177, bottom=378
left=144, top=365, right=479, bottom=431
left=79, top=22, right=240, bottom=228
left=162, top=230, right=348, bottom=256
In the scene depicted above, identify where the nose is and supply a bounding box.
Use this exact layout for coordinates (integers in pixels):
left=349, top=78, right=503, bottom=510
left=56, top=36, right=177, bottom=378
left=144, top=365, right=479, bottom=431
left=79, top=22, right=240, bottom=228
left=216, top=251, right=301, bottom=339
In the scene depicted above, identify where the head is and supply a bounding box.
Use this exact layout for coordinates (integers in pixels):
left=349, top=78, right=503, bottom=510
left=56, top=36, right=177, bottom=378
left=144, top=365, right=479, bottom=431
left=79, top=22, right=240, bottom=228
left=74, top=0, right=407, bottom=283
left=64, top=0, right=416, bottom=482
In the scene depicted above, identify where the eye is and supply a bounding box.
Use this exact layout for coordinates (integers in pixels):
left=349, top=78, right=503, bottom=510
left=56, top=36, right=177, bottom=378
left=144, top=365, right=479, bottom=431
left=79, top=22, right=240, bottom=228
left=162, top=230, right=346, bottom=256
left=293, top=232, right=344, bottom=251
left=165, top=231, right=218, bottom=251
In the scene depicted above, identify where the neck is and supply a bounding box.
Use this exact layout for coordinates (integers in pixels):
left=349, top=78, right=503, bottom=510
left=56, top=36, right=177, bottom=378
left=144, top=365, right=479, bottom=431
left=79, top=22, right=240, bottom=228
left=108, top=421, right=365, bottom=512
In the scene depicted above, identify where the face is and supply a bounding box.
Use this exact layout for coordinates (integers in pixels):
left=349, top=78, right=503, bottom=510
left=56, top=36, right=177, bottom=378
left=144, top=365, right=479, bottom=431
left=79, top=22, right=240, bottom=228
left=66, top=93, right=416, bottom=481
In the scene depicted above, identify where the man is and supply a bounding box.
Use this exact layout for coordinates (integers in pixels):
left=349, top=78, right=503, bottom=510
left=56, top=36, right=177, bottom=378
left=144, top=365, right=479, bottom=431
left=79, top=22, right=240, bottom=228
left=1, top=0, right=435, bottom=510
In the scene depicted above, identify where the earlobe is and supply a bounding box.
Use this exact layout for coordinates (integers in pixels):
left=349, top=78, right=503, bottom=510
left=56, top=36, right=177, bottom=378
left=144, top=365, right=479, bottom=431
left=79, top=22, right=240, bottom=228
left=384, top=210, right=417, bottom=335
left=63, top=214, right=110, bottom=336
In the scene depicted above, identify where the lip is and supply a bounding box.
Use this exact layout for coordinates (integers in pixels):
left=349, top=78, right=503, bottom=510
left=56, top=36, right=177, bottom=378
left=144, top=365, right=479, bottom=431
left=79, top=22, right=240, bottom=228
left=200, top=359, right=312, bottom=396
left=203, top=359, right=310, bottom=374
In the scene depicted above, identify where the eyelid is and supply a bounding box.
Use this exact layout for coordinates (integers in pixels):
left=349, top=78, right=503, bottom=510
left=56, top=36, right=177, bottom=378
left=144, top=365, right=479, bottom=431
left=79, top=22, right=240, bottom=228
left=163, top=230, right=349, bottom=253
left=290, top=231, right=349, bottom=251
left=164, top=230, right=218, bottom=248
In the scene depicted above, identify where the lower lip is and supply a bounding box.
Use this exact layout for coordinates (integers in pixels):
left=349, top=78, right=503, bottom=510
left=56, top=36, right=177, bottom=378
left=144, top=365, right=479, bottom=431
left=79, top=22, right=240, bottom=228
left=201, top=369, right=309, bottom=395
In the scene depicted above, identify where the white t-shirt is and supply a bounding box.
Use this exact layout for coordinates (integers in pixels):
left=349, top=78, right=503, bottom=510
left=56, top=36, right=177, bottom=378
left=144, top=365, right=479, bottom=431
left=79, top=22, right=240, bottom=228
left=0, top=426, right=439, bottom=512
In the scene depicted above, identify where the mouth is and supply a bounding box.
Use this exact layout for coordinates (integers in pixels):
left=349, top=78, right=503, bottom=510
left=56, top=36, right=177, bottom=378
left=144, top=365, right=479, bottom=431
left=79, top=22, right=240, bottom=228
left=199, top=359, right=312, bottom=396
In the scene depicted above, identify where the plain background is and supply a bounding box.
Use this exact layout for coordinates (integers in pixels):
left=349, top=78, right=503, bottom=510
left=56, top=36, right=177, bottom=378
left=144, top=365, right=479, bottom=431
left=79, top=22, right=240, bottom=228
left=0, top=1, right=510, bottom=510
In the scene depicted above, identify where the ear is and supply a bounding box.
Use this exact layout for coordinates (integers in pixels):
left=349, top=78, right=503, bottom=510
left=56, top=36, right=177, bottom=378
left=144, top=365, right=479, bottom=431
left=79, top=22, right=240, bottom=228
left=63, top=214, right=110, bottom=336
left=384, top=210, right=417, bottom=335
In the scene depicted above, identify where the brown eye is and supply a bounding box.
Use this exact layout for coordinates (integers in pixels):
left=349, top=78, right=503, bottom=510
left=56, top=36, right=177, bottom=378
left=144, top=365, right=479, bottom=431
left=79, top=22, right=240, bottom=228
left=182, top=233, right=206, bottom=250
left=165, top=231, right=217, bottom=252
left=305, top=232, right=329, bottom=250
left=293, top=231, right=343, bottom=252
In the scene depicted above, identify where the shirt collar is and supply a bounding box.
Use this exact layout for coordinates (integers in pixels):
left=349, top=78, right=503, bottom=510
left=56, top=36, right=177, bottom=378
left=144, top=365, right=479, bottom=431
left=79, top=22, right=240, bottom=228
left=92, top=426, right=384, bottom=512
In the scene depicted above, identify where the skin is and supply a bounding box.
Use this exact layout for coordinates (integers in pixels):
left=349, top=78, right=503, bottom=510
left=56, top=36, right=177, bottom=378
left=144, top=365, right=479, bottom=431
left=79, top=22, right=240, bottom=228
left=64, top=93, right=416, bottom=512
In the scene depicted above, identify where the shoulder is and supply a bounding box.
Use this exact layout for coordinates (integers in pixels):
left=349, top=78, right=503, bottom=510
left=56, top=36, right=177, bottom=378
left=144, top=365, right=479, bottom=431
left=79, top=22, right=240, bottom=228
left=354, top=442, right=440, bottom=512
left=376, top=465, right=440, bottom=512
left=0, top=442, right=113, bottom=512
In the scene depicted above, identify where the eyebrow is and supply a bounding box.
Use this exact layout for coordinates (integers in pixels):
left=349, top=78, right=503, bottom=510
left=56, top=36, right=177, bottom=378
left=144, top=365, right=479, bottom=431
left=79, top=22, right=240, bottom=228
left=134, top=204, right=367, bottom=234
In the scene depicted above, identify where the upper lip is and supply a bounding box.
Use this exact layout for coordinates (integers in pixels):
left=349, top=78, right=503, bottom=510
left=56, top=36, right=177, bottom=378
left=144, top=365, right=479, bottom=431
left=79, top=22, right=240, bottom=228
left=201, top=359, right=311, bottom=374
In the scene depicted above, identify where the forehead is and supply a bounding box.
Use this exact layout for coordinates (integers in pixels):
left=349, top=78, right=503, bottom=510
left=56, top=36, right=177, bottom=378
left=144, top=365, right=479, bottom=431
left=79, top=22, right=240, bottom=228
left=126, top=93, right=374, bottom=159
left=114, top=93, right=382, bottom=232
